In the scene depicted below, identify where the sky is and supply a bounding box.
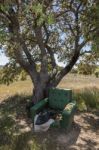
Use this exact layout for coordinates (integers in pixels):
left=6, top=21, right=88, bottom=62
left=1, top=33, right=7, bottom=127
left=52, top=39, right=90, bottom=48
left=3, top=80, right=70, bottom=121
left=0, top=53, right=9, bottom=66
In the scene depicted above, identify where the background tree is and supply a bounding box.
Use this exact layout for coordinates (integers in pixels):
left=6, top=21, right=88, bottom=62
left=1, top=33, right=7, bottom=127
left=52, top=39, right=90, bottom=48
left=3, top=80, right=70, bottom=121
left=77, top=52, right=98, bottom=75
left=0, top=0, right=99, bottom=103
left=94, top=67, right=99, bottom=78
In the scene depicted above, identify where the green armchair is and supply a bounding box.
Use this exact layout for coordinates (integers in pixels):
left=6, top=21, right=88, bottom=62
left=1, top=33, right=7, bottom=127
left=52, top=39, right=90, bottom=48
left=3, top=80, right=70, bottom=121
left=30, top=88, right=76, bottom=130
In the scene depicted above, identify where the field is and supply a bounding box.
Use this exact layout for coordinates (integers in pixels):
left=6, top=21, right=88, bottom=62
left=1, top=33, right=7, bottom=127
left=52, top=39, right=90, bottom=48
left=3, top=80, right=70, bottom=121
left=0, top=74, right=99, bottom=150
left=0, top=74, right=99, bottom=100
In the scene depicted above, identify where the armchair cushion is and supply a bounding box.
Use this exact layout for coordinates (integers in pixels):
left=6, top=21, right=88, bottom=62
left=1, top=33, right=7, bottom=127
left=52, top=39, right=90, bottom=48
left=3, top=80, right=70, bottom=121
left=49, top=88, right=72, bottom=110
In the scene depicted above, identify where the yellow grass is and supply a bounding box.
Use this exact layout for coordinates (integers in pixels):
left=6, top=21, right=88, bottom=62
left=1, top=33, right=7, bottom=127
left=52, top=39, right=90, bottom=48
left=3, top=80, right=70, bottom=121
left=58, top=74, right=99, bottom=90
left=0, top=74, right=99, bottom=101
left=0, top=80, right=33, bottom=101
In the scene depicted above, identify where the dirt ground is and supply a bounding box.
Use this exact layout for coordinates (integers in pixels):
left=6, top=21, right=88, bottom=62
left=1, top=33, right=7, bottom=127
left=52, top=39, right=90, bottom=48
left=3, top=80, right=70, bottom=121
left=30, top=111, right=99, bottom=150
left=0, top=95, right=99, bottom=150
left=56, top=112, right=99, bottom=150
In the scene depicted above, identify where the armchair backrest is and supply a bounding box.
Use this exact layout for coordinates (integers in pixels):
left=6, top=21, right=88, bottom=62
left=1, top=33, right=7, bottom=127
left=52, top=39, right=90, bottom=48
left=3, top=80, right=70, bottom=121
left=48, top=88, right=72, bottom=110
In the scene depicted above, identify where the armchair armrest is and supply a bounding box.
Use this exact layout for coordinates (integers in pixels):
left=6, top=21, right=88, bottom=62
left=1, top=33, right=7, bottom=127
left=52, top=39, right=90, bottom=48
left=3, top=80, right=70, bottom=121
left=30, top=98, right=48, bottom=122
left=63, top=101, right=76, bottom=115
left=60, top=101, right=76, bottom=129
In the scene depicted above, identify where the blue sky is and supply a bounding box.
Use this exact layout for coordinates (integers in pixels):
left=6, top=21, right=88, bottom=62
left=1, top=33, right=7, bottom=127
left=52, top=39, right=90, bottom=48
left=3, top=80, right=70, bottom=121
left=0, top=53, right=9, bottom=66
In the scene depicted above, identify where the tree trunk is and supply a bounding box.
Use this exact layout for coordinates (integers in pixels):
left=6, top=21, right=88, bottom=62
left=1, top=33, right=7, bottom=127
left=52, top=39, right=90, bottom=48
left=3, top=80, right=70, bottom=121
left=32, top=81, right=48, bottom=104
left=32, top=82, right=53, bottom=104
left=32, top=85, right=45, bottom=104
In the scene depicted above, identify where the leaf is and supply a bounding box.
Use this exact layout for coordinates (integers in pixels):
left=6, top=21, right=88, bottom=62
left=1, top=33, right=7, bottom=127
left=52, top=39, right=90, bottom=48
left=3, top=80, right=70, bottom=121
left=47, top=14, right=55, bottom=25
left=32, top=3, right=43, bottom=15
left=0, top=4, right=9, bottom=12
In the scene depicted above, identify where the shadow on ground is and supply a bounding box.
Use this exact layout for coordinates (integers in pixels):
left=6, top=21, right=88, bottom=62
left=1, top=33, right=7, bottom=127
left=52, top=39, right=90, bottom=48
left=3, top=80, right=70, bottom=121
left=74, top=111, right=99, bottom=150
left=0, top=94, right=99, bottom=150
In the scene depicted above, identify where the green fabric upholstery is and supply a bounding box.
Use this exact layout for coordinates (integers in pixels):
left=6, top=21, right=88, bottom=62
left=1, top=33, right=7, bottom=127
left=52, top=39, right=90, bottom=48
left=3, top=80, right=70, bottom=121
left=49, top=88, right=72, bottom=110
left=60, top=101, right=76, bottom=130
left=30, top=98, right=48, bottom=122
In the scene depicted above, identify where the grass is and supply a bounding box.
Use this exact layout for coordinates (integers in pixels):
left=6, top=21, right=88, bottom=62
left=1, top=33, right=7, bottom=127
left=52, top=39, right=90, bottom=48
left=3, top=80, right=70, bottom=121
left=0, top=74, right=99, bottom=110
left=74, top=87, right=99, bottom=111
left=0, top=74, right=99, bottom=99
left=0, top=80, right=33, bottom=102
left=0, top=74, right=99, bottom=150
left=58, top=74, right=99, bottom=90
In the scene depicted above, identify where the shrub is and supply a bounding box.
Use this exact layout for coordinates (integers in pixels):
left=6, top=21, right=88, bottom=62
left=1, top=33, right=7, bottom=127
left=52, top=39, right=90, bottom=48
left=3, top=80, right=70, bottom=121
left=74, top=88, right=99, bottom=111
left=19, top=70, right=27, bottom=81
left=94, top=68, right=99, bottom=78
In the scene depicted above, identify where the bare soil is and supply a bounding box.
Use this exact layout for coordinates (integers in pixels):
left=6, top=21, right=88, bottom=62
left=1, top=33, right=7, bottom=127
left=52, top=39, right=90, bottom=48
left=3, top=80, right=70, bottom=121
left=30, top=111, right=99, bottom=150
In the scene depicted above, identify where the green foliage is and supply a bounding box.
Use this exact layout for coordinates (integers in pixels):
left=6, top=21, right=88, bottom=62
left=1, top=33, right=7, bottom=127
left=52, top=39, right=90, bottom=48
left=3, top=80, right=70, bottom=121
left=32, top=3, right=43, bottom=15
left=0, top=63, right=27, bottom=85
left=0, top=4, right=9, bottom=12
left=0, top=63, right=20, bottom=85
left=77, top=54, right=98, bottom=75
left=31, top=3, right=46, bottom=26
left=74, top=88, right=99, bottom=111
left=28, top=3, right=55, bottom=26
left=19, top=70, right=27, bottom=81
left=81, top=1, right=99, bottom=42
left=94, top=68, right=99, bottom=78
left=70, top=68, right=78, bottom=74
left=77, top=63, right=96, bottom=75
left=47, top=14, right=55, bottom=25
left=0, top=0, right=99, bottom=85
left=35, top=63, right=63, bottom=73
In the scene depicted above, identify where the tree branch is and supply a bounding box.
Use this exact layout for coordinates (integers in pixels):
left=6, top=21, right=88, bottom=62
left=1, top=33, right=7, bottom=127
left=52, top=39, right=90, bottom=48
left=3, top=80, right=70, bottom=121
left=67, top=23, right=76, bottom=37
left=50, top=2, right=83, bottom=87
left=35, top=26, right=48, bottom=73
left=0, top=8, right=12, bottom=22
left=19, top=37, right=36, bottom=67
left=80, top=50, right=92, bottom=56
left=55, top=10, right=70, bottom=18
left=51, top=49, right=80, bottom=87
left=5, top=6, right=38, bottom=77
left=78, top=40, right=87, bottom=50
left=43, top=23, right=50, bottom=44
left=55, top=0, right=75, bottom=19
left=45, top=45, right=56, bottom=68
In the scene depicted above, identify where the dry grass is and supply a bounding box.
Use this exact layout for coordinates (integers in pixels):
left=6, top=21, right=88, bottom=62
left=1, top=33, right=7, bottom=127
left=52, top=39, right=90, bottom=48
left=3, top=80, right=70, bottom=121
left=0, top=80, right=33, bottom=102
left=0, top=74, right=99, bottom=101
left=0, top=74, right=99, bottom=111
left=58, top=74, right=99, bottom=91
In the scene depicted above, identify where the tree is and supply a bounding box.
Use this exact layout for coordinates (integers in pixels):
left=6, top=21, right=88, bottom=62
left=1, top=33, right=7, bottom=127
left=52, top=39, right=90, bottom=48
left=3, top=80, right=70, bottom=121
left=0, top=0, right=99, bottom=104
left=77, top=53, right=98, bottom=75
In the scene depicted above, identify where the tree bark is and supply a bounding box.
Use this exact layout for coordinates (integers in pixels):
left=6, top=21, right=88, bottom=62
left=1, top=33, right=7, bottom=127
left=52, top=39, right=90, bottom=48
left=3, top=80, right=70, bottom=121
left=32, top=82, right=52, bottom=104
